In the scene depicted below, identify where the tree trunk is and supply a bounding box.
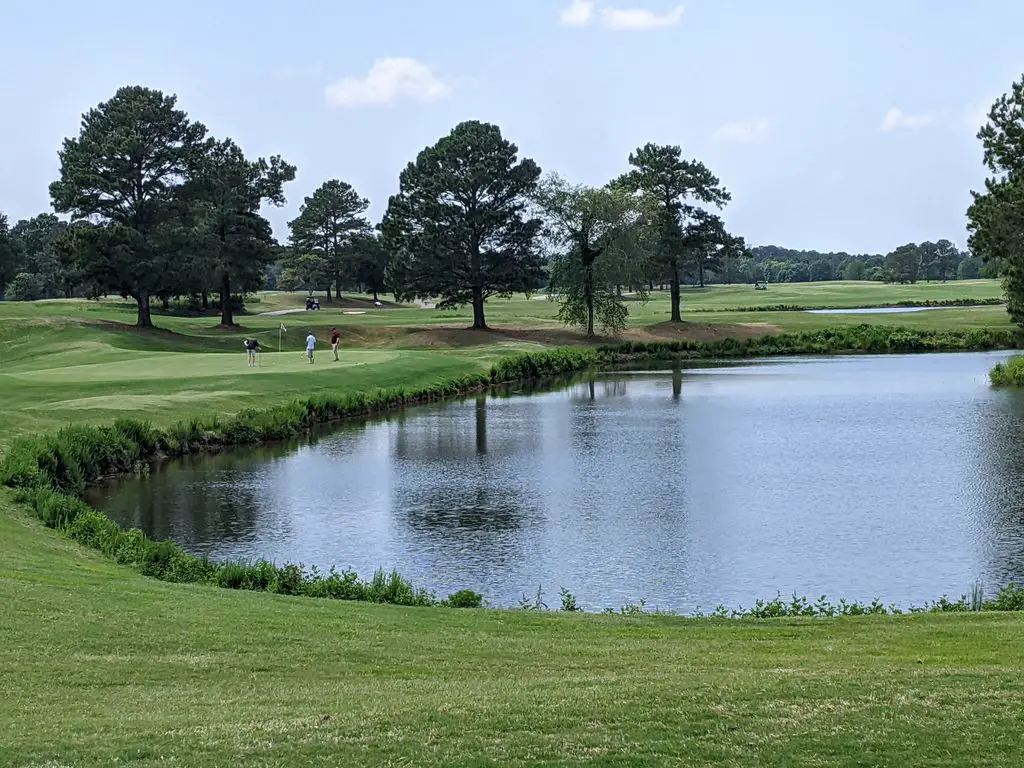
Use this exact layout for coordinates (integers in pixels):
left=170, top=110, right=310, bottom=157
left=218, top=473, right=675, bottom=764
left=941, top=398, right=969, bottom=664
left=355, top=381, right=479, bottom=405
left=475, top=395, right=487, bottom=455
left=471, top=285, right=487, bottom=329
left=161, top=295, right=170, bottom=311
left=372, top=289, right=379, bottom=302
left=670, top=266, right=682, bottom=323
left=698, top=258, right=705, bottom=288
left=585, top=267, right=595, bottom=338
left=137, top=292, right=153, bottom=328
left=201, top=290, right=209, bottom=310
left=220, top=273, right=234, bottom=326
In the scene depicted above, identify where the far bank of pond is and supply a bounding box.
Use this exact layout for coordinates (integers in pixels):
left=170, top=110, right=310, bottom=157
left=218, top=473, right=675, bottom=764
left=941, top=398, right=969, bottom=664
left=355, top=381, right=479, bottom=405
left=86, top=351, right=1024, bottom=613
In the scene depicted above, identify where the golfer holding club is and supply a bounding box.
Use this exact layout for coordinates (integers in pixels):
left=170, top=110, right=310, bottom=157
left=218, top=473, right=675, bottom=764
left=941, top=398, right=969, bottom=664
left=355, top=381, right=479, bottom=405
left=330, top=327, right=341, bottom=361
left=305, top=330, right=317, bottom=363
left=243, top=337, right=261, bottom=367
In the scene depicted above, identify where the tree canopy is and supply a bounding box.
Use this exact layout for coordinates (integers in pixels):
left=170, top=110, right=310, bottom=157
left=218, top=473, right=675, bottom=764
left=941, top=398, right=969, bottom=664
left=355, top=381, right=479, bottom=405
left=618, top=143, right=730, bottom=321
left=535, top=174, right=644, bottom=336
left=381, top=120, right=544, bottom=329
left=288, top=180, right=370, bottom=302
left=0, top=212, right=22, bottom=297
left=49, top=86, right=209, bottom=326
left=186, top=138, right=295, bottom=325
left=967, top=75, right=1024, bottom=325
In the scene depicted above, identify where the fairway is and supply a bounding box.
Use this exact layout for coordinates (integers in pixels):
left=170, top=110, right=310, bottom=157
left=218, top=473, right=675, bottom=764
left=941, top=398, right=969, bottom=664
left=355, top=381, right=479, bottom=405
left=3, top=281, right=1024, bottom=766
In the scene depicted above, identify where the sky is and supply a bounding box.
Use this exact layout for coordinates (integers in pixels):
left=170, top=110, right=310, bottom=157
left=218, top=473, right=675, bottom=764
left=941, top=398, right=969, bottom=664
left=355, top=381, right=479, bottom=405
left=2, top=0, right=1022, bottom=255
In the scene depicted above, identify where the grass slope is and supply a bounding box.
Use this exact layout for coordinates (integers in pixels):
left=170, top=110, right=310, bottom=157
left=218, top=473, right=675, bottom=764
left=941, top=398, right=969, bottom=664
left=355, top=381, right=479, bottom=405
left=2, top=282, right=1024, bottom=765
left=4, top=501, right=1024, bottom=767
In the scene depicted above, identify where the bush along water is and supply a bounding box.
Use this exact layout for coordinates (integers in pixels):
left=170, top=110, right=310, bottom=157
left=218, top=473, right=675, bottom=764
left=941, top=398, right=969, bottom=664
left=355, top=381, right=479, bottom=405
left=5, top=335, right=1024, bottom=612
left=990, top=355, right=1024, bottom=387
left=687, top=297, right=1005, bottom=313
left=522, top=584, right=1024, bottom=616
left=597, top=324, right=1024, bottom=363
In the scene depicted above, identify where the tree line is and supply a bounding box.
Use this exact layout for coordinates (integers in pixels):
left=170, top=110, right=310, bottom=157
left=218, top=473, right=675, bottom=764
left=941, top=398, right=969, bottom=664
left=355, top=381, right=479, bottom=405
left=733, top=242, right=990, bottom=285
left=0, top=85, right=746, bottom=334
left=0, top=79, right=1017, bottom=334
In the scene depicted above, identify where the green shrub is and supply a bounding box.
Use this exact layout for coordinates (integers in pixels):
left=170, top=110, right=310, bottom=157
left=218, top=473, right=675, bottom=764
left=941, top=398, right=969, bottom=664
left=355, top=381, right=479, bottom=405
left=689, top=298, right=1004, bottom=313
left=990, top=355, right=1024, bottom=387
left=446, top=589, right=484, bottom=608
left=987, top=583, right=1024, bottom=611
left=597, top=324, right=1023, bottom=364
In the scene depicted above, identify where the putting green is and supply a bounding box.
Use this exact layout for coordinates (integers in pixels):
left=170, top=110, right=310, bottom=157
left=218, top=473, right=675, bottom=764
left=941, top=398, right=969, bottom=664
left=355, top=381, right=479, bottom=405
left=4, top=349, right=403, bottom=383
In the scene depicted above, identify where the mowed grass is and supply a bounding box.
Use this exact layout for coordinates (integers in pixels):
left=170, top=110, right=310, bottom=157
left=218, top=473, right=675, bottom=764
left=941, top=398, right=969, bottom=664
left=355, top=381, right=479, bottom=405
left=4, top=500, right=1024, bottom=767
left=4, top=280, right=1024, bottom=765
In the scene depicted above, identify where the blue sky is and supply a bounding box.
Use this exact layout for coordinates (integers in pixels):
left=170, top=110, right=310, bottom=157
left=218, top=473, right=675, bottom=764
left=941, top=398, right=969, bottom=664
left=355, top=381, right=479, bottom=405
left=2, top=0, right=1021, bottom=254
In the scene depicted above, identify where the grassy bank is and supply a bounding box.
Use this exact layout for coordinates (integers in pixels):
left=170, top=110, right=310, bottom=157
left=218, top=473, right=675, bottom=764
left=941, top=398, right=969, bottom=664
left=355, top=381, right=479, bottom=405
left=990, top=355, right=1024, bottom=386
left=4, top=495, right=1024, bottom=766
left=5, top=287, right=1024, bottom=765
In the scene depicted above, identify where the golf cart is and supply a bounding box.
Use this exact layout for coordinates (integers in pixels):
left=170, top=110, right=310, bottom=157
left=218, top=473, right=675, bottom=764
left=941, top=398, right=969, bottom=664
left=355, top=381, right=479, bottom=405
left=754, top=281, right=768, bottom=291
left=305, top=296, right=320, bottom=310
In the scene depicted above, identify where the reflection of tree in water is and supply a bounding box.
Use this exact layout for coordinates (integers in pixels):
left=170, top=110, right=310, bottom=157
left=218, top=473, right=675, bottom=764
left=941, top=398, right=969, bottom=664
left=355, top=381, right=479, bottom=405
left=391, top=394, right=541, bottom=463
left=395, top=484, right=535, bottom=534
left=388, top=394, right=545, bottom=569
left=569, top=377, right=628, bottom=402
left=973, top=391, right=1024, bottom=588
left=91, top=450, right=282, bottom=552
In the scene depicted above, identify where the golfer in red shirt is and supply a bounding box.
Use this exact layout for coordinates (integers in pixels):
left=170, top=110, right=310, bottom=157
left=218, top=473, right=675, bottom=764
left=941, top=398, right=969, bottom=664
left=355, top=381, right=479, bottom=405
left=330, top=328, right=341, bottom=361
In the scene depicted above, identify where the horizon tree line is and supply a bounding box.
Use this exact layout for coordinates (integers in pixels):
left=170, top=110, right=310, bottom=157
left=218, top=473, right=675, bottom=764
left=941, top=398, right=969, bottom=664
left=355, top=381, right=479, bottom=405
left=0, top=79, right=1019, bottom=333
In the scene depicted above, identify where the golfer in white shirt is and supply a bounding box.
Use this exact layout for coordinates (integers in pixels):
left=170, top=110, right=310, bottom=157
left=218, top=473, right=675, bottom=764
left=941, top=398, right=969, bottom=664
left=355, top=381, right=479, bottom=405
left=305, top=332, right=316, bottom=363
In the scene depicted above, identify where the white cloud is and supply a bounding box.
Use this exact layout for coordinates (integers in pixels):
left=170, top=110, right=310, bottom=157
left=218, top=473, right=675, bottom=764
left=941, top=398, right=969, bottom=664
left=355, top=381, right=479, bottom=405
left=560, top=0, right=594, bottom=26
left=562, top=2, right=684, bottom=30
left=880, top=107, right=934, bottom=131
left=600, top=4, right=684, bottom=30
left=324, top=57, right=451, bottom=108
left=712, top=117, right=772, bottom=144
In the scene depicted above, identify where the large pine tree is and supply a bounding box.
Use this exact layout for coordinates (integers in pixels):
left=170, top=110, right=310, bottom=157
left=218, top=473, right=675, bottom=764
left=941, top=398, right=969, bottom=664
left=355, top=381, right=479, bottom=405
left=381, top=121, right=544, bottom=329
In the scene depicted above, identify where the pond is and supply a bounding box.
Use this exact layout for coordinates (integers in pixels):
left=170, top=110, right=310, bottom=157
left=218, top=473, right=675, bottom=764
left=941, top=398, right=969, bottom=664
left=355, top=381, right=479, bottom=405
left=86, top=352, right=1024, bottom=612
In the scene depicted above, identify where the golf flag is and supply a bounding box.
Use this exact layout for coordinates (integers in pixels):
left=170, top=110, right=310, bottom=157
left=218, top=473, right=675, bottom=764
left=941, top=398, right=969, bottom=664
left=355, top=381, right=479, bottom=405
left=280, top=323, right=286, bottom=332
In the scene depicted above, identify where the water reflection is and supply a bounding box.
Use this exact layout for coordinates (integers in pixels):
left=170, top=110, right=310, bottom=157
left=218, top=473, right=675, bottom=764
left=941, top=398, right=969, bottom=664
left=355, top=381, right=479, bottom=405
left=973, top=390, right=1024, bottom=591
left=87, top=351, right=1024, bottom=611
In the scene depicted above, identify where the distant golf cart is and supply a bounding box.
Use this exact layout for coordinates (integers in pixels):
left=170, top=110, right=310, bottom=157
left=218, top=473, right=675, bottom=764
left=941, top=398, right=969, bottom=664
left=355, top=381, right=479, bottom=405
left=305, top=296, right=321, bottom=310
left=754, top=281, right=768, bottom=291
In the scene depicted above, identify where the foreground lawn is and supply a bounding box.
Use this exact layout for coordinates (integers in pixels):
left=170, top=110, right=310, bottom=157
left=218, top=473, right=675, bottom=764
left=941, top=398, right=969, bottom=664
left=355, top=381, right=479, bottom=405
left=4, top=498, right=1024, bottom=767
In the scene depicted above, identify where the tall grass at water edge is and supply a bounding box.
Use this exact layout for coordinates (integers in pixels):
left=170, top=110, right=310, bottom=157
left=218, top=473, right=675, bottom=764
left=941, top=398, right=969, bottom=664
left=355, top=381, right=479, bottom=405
left=990, top=355, right=1024, bottom=386
left=600, top=323, right=1023, bottom=359
left=5, top=329, right=1024, bottom=613
left=688, top=297, right=1005, bottom=313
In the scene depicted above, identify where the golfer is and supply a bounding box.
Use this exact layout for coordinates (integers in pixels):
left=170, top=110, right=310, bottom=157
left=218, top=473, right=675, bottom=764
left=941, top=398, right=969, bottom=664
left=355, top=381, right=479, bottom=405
left=244, top=338, right=261, bottom=367
left=330, top=327, right=341, bottom=361
left=305, top=331, right=317, bottom=363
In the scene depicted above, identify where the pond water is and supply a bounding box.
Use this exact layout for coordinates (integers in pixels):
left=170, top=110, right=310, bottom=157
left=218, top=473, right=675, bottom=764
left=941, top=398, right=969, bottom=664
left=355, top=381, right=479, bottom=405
left=86, top=352, right=1024, bottom=612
